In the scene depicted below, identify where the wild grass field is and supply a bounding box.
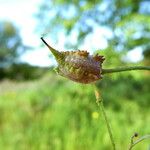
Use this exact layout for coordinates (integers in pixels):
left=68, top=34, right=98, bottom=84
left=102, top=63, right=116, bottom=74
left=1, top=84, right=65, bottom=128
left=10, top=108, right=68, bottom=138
left=0, top=73, right=149, bottom=150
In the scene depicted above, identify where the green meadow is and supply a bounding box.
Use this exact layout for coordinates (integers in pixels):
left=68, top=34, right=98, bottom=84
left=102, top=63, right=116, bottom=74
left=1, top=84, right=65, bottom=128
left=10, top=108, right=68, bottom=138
left=0, top=0, right=150, bottom=149
left=0, top=72, right=149, bottom=150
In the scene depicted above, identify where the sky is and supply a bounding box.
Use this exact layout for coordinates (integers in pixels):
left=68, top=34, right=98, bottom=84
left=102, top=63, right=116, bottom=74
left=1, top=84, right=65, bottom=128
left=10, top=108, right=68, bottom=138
left=0, top=0, right=143, bottom=67
left=0, top=0, right=53, bottom=66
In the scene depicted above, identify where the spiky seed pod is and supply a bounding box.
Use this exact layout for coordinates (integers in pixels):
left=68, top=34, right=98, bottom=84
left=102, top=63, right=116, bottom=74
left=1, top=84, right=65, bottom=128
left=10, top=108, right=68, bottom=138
left=41, top=37, right=105, bottom=84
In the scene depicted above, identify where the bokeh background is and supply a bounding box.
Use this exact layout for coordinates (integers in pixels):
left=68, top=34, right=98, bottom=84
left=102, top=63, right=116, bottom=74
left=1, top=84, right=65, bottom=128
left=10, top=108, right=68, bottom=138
left=0, top=0, right=150, bottom=149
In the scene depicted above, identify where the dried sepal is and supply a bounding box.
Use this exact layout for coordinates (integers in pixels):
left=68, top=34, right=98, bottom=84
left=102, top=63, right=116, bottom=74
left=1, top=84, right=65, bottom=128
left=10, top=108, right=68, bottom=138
left=41, top=37, right=105, bottom=84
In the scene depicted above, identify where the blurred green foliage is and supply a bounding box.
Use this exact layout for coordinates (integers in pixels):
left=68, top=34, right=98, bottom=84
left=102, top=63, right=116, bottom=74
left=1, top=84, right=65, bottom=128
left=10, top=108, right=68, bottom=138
left=0, top=21, right=25, bottom=67
left=0, top=21, right=47, bottom=80
left=37, top=0, right=150, bottom=64
left=0, top=73, right=149, bottom=150
left=0, top=1, right=149, bottom=149
left=0, top=63, right=49, bottom=81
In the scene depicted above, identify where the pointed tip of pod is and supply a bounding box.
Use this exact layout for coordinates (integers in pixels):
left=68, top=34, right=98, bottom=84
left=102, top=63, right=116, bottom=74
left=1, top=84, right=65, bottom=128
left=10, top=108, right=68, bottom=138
left=41, top=37, right=49, bottom=48
left=41, top=37, right=56, bottom=52
left=41, top=37, right=64, bottom=62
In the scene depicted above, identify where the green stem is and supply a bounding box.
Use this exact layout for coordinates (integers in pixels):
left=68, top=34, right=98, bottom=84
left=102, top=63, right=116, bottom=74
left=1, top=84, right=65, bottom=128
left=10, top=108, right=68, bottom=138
left=128, top=134, right=150, bottom=150
left=102, top=66, right=150, bottom=74
left=94, top=86, right=116, bottom=150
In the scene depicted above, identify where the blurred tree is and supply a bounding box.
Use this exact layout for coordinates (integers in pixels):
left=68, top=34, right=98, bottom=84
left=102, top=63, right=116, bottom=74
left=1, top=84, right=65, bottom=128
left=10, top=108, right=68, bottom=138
left=0, top=21, right=25, bottom=68
left=0, top=21, right=47, bottom=80
left=37, top=0, right=150, bottom=65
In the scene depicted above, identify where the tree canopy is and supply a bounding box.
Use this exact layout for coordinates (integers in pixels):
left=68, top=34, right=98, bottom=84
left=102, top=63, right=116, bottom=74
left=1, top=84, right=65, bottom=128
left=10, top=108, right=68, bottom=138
left=0, top=21, right=25, bottom=67
left=37, top=0, right=150, bottom=64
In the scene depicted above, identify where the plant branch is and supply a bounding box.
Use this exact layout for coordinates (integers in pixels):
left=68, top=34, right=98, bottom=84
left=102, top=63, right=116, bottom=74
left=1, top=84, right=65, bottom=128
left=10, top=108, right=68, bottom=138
left=94, top=86, right=116, bottom=150
left=102, top=66, right=150, bottom=74
left=128, top=134, right=150, bottom=150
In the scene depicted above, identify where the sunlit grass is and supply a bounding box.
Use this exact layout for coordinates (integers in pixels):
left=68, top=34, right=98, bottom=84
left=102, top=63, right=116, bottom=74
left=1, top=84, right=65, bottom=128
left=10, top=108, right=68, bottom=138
left=0, top=73, right=149, bottom=150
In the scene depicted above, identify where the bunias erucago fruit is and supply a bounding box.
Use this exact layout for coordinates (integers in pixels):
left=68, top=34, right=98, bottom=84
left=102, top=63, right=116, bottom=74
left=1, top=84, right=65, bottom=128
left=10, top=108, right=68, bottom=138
left=41, top=37, right=105, bottom=84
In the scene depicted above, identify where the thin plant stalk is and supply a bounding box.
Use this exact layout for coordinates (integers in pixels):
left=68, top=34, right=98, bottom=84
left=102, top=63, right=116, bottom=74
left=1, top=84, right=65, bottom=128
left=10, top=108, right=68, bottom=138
left=94, top=85, right=116, bottom=150
left=102, top=66, right=150, bottom=74
left=128, top=134, right=150, bottom=150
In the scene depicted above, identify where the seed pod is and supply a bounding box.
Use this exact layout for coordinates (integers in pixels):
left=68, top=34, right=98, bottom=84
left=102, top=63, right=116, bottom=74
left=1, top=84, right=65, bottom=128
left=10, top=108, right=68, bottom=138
left=41, top=37, right=105, bottom=84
